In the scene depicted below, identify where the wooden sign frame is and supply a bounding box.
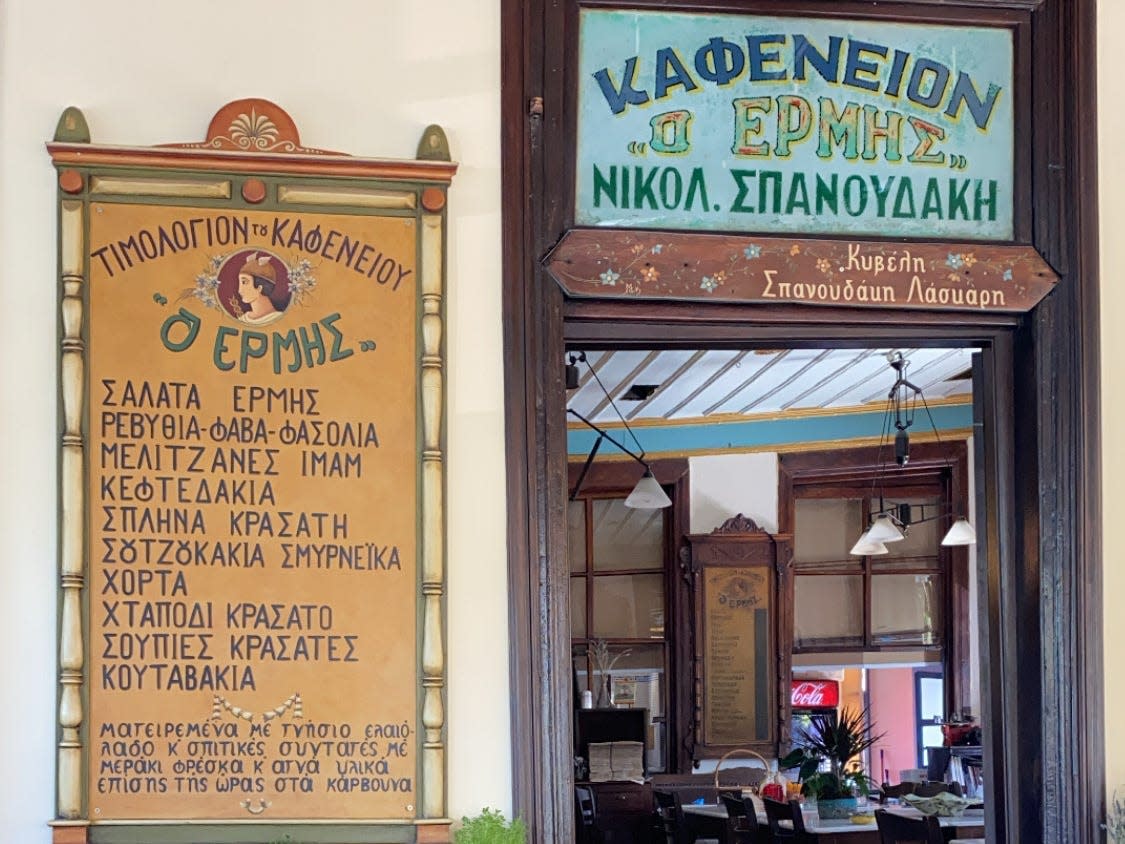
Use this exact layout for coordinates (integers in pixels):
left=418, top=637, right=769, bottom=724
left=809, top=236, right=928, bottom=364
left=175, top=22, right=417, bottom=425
left=48, top=99, right=456, bottom=844
left=684, top=516, right=793, bottom=761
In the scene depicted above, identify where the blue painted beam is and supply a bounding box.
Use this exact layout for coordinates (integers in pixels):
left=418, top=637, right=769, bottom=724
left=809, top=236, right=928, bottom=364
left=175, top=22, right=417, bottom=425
left=566, top=403, right=973, bottom=458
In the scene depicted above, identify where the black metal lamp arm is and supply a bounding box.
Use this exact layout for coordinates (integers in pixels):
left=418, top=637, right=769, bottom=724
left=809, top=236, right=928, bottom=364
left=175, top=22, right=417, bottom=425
left=567, top=408, right=648, bottom=465
left=567, top=408, right=651, bottom=501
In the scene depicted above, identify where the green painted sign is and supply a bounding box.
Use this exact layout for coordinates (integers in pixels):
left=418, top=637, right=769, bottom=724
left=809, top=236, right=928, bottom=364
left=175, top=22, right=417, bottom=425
left=577, top=10, right=1014, bottom=240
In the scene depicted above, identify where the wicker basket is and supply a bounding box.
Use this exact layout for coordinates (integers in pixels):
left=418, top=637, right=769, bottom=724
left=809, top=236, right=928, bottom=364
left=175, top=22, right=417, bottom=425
left=712, top=748, right=770, bottom=793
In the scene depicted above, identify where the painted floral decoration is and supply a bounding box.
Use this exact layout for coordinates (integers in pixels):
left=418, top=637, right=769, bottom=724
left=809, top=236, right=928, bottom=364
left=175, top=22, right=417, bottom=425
left=185, top=255, right=226, bottom=309
left=180, top=252, right=317, bottom=317
left=651, top=244, right=664, bottom=254
left=641, top=266, right=660, bottom=282
left=816, top=258, right=831, bottom=274
left=946, top=253, right=965, bottom=270
left=743, top=244, right=761, bottom=259
left=286, top=258, right=316, bottom=302
left=1002, top=268, right=1013, bottom=281
left=228, top=108, right=280, bottom=150
left=599, top=268, right=620, bottom=286
left=700, top=275, right=719, bottom=292
left=790, top=244, right=801, bottom=256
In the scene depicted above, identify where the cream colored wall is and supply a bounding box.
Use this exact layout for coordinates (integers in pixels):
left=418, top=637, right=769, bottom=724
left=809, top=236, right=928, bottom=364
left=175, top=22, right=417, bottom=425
left=689, top=453, right=780, bottom=533
left=1101, top=0, right=1125, bottom=804
left=0, top=2, right=508, bottom=841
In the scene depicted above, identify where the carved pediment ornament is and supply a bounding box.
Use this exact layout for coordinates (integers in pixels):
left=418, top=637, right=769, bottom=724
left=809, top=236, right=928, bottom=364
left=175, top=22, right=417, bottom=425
left=711, top=513, right=766, bottom=535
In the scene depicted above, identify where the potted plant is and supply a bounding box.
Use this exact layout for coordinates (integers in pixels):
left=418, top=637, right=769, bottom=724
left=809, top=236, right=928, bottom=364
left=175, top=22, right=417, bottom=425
left=1106, top=789, right=1125, bottom=841
left=454, top=807, right=527, bottom=844
left=779, top=706, right=885, bottom=819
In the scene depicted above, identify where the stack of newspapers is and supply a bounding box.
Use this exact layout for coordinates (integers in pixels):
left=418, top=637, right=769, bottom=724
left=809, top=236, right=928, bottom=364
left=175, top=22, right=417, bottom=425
left=587, top=741, right=644, bottom=782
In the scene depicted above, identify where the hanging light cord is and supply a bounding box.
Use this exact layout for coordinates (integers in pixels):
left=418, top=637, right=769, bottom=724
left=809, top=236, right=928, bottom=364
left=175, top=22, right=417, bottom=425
left=880, top=355, right=958, bottom=526
left=868, top=395, right=895, bottom=520
left=578, top=352, right=647, bottom=461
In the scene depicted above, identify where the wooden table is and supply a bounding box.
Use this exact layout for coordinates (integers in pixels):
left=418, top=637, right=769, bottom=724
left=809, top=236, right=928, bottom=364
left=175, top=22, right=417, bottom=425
left=681, top=803, right=986, bottom=844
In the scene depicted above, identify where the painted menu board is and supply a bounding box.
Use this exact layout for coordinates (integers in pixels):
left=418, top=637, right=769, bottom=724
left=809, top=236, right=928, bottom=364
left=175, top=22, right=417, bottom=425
left=49, top=101, right=454, bottom=838
left=87, top=205, right=417, bottom=820
left=702, top=567, right=771, bottom=746
left=577, top=10, right=1014, bottom=240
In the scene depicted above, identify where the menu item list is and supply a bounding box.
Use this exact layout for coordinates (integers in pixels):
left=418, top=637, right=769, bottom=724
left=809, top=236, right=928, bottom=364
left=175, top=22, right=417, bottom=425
left=87, top=204, right=419, bottom=820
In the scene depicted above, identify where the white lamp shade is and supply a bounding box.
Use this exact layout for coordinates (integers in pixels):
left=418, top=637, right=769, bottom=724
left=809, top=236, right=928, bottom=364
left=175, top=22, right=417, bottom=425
left=866, top=513, right=906, bottom=543
left=624, top=470, right=672, bottom=509
left=941, top=517, right=977, bottom=546
left=850, top=531, right=889, bottom=556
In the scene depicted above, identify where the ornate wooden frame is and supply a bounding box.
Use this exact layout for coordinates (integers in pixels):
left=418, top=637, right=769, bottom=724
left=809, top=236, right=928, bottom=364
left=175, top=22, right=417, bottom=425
left=48, top=100, right=456, bottom=844
left=683, top=516, right=794, bottom=760
left=503, top=1, right=1102, bottom=841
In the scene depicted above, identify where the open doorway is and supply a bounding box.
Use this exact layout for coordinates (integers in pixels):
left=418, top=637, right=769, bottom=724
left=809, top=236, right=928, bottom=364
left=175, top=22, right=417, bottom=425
left=502, top=3, right=1102, bottom=839
left=565, top=344, right=990, bottom=840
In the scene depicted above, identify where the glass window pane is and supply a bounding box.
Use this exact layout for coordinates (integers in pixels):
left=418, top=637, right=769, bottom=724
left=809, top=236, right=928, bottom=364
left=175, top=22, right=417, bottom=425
left=591, top=498, right=663, bottom=570
left=568, top=500, right=587, bottom=573
left=591, top=574, right=664, bottom=638
left=795, top=499, right=863, bottom=562
left=872, top=573, right=942, bottom=645
left=573, top=646, right=592, bottom=693
left=794, top=575, right=864, bottom=646
left=918, top=675, right=944, bottom=721
left=571, top=576, right=587, bottom=638
left=871, top=496, right=941, bottom=559
left=920, top=725, right=944, bottom=765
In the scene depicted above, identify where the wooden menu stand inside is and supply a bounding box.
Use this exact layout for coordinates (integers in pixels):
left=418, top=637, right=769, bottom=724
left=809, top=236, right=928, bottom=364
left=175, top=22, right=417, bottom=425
left=685, top=515, right=793, bottom=761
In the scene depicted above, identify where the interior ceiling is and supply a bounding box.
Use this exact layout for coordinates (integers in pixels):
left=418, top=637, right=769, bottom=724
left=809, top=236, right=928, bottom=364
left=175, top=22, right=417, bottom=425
left=566, top=347, right=976, bottom=424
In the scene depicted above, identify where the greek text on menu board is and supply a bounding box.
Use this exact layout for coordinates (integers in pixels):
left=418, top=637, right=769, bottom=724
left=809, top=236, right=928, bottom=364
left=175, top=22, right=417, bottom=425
left=703, top=568, right=769, bottom=746
left=88, top=205, right=419, bottom=821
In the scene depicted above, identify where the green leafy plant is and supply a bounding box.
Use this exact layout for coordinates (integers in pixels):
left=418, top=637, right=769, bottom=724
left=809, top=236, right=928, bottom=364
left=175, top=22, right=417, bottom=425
left=780, top=706, right=885, bottom=800
left=454, top=807, right=527, bottom=844
left=1106, top=788, right=1125, bottom=841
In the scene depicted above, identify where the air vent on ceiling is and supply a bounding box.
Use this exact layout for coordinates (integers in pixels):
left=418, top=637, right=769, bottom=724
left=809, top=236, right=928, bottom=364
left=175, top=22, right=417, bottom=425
left=620, top=384, right=659, bottom=401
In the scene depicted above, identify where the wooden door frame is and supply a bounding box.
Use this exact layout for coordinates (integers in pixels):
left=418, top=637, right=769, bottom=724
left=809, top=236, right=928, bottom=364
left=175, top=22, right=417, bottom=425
left=501, top=0, right=1102, bottom=841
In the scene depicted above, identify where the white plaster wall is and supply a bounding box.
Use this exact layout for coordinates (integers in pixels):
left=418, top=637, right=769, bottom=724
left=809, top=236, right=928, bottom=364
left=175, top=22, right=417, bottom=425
left=689, top=453, right=780, bottom=533
left=1100, top=0, right=1125, bottom=804
left=0, top=2, right=508, bottom=841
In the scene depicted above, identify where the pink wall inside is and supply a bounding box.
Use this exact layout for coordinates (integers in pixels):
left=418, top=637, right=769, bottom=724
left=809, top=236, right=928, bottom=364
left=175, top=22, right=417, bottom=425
left=868, top=668, right=918, bottom=784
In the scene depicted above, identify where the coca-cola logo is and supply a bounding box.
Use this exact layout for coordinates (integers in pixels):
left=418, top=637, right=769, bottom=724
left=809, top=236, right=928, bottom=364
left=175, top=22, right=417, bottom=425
left=791, top=680, right=839, bottom=708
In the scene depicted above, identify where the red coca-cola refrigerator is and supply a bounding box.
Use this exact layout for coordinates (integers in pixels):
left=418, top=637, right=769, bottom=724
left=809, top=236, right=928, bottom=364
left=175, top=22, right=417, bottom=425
left=790, top=679, right=839, bottom=742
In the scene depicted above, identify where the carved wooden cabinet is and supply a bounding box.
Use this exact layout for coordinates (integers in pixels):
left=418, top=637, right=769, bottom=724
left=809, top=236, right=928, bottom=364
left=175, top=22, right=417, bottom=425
left=683, top=514, right=793, bottom=760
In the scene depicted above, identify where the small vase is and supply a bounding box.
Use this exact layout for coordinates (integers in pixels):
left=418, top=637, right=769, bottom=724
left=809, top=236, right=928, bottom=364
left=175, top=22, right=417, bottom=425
left=594, top=675, right=610, bottom=708
left=817, top=797, right=858, bottom=819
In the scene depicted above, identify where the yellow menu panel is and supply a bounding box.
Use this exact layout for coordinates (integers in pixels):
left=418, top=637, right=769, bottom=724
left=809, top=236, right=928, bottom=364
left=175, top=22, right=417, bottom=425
left=702, top=567, right=771, bottom=746
left=87, top=204, right=418, bottom=820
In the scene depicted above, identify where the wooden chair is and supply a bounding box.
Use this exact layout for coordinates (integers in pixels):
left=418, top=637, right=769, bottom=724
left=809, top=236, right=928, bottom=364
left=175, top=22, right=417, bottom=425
left=653, top=789, right=690, bottom=844
left=874, top=808, right=945, bottom=844
left=575, top=785, right=601, bottom=844
left=762, top=798, right=813, bottom=843
left=719, top=791, right=761, bottom=843
left=880, top=782, right=917, bottom=802
left=913, top=780, right=964, bottom=798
